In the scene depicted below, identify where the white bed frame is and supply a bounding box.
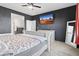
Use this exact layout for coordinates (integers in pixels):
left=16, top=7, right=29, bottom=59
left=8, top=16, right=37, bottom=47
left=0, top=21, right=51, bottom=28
left=0, top=34, right=48, bottom=56
left=17, top=34, right=48, bottom=56
left=0, top=34, right=47, bottom=56
left=32, top=45, right=47, bottom=56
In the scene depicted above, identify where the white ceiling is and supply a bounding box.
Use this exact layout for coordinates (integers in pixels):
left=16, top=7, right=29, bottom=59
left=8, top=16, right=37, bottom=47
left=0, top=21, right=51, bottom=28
left=0, top=3, right=76, bottom=16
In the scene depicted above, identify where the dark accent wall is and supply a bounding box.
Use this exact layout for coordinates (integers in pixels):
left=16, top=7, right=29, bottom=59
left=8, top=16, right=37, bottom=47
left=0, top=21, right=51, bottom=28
left=0, top=6, right=32, bottom=34
left=33, top=5, right=76, bottom=42
left=0, top=6, right=11, bottom=34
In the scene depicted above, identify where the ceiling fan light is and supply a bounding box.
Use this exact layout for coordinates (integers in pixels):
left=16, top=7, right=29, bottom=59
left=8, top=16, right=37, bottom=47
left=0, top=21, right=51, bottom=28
left=28, top=5, right=33, bottom=9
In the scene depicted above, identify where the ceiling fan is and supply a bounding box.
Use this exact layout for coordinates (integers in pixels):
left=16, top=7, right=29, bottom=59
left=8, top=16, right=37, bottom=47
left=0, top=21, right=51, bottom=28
left=21, top=3, right=41, bottom=9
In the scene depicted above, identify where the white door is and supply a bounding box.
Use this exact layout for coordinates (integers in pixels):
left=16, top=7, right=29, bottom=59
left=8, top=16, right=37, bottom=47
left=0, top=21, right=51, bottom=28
left=26, top=20, right=36, bottom=31
left=26, top=20, right=32, bottom=31
left=11, top=13, right=24, bottom=34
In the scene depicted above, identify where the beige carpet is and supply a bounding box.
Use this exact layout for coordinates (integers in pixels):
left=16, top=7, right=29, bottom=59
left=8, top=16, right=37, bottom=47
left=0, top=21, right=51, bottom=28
left=41, top=41, right=79, bottom=56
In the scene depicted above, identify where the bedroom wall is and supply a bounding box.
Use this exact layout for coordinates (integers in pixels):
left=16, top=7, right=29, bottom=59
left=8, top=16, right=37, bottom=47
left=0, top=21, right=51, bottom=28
left=0, top=6, right=11, bottom=34
left=33, top=5, right=76, bottom=42
left=0, top=6, right=32, bottom=34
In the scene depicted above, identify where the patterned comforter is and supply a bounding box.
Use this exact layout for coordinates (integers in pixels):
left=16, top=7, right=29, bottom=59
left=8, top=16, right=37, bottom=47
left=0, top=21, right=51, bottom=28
left=0, top=34, right=46, bottom=55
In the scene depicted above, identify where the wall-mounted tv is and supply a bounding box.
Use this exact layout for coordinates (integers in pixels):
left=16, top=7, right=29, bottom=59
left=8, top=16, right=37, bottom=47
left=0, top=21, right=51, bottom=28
left=39, top=13, right=54, bottom=25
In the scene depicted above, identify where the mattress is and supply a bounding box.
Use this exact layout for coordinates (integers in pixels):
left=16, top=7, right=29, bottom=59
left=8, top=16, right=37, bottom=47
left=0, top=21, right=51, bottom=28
left=0, top=34, right=47, bottom=56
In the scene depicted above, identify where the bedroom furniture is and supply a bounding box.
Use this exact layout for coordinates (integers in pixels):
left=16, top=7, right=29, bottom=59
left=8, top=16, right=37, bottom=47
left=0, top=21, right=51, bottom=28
left=15, top=40, right=47, bottom=56
left=26, top=20, right=36, bottom=31
left=25, top=31, right=45, bottom=37
left=15, top=27, right=24, bottom=34
left=65, top=21, right=76, bottom=48
left=37, top=30, right=55, bottom=52
left=0, top=34, right=47, bottom=56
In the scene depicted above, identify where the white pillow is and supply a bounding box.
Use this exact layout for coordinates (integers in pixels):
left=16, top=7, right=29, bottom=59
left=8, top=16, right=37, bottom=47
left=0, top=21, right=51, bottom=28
left=0, top=40, right=9, bottom=55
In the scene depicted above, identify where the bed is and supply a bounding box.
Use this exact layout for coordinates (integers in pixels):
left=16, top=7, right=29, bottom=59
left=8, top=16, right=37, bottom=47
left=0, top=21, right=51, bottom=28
left=0, top=34, right=47, bottom=56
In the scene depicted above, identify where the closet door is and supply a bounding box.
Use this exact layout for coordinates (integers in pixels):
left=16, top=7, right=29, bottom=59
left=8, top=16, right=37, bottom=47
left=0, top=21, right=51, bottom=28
left=26, top=20, right=32, bottom=31
left=26, top=20, right=36, bottom=31
left=31, top=20, right=36, bottom=31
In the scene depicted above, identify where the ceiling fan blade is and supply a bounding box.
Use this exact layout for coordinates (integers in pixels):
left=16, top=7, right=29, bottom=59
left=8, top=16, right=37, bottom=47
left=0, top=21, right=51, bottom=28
left=27, top=3, right=32, bottom=5
left=33, top=5, right=41, bottom=8
left=21, top=4, right=28, bottom=6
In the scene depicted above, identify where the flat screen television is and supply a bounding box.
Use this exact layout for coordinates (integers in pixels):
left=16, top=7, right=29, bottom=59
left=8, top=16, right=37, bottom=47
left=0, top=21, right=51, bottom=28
left=39, top=13, right=54, bottom=25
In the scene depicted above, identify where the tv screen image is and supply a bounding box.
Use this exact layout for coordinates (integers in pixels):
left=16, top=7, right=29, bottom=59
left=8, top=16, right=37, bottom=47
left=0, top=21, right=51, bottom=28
left=39, top=14, right=54, bottom=25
